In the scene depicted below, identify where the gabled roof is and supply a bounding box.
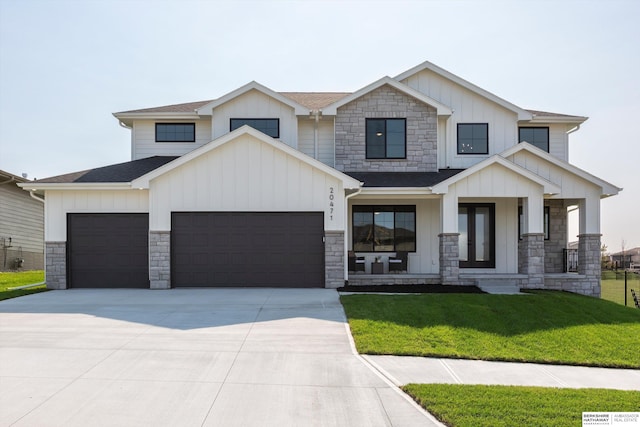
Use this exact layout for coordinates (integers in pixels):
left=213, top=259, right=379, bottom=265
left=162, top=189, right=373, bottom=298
left=116, top=100, right=212, bottom=115
left=195, top=81, right=310, bottom=115
left=431, top=155, right=561, bottom=195
left=501, top=142, right=621, bottom=197
left=25, top=156, right=178, bottom=187
left=280, top=92, right=350, bottom=110
left=131, top=126, right=362, bottom=189
left=395, top=60, right=533, bottom=121
left=322, top=76, right=453, bottom=116
left=525, top=109, right=588, bottom=124
left=0, top=170, right=30, bottom=184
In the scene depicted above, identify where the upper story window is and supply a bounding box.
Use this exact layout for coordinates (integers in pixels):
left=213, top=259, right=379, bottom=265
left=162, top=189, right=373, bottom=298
left=156, top=123, right=195, bottom=142
left=352, top=205, right=416, bottom=252
left=457, top=123, right=488, bottom=154
left=230, top=118, right=279, bottom=138
left=366, top=118, right=406, bottom=159
left=519, top=127, right=549, bottom=152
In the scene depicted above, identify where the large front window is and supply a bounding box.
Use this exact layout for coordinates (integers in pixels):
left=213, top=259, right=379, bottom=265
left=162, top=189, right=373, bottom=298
left=352, top=205, right=416, bottom=252
left=230, top=118, right=279, bottom=138
left=519, top=127, right=549, bottom=152
left=459, top=203, right=495, bottom=268
left=457, top=123, right=488, bottom=154
left=366, top=118, right=406, bottom=159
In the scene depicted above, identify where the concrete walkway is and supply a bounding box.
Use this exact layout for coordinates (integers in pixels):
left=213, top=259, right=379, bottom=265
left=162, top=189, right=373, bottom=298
left=0, top=289, right=440, bottom=427
left=364, top=355, right=640, bottom=391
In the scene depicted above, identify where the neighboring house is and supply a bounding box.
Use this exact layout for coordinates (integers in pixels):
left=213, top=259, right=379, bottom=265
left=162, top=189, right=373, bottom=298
left=21, top=60, right=621, bottom=296
left=1, top=170, right=44, bottom=271
left=609, top=247, right=640, bottom=270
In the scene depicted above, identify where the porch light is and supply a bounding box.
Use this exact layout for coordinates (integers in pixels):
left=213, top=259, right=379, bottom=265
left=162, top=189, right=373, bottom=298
left=376, top=131, right=383, bottom=137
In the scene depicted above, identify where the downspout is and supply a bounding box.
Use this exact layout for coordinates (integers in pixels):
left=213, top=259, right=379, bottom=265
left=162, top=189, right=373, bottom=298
left=566, top=124, right=581, bottom=135
left=30, top=191, right=45, bottom=204
left=343, top=186, right=363, bottom=285
left=119, top=120, right=134, bottom=160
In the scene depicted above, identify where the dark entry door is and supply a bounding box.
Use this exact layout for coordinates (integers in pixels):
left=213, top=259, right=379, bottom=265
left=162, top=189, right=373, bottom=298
left=458, top=204, right=495, bottom=268
left=171, top=212, right=325, bottom=287
left=67, top=213, right=149, bottom=288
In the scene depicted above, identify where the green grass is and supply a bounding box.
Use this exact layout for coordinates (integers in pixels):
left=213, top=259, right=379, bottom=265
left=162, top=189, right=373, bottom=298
left=0, top=270, right=47, bottom=301
left=340, top=291, right=640, bottom=368
left=402, top=384, right=640, bottom=427
left=601, top=271, right=640, bottom=308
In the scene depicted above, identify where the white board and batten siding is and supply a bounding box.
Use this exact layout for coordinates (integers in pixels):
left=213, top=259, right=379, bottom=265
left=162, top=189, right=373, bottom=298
left=297, top=117, right=335, bottom=167
left=132, top=119, right=212, bottom=160
left=149, top=134, right=345, bottom=232
left=402, top=69, right=519, bottom=169
left=211, top=90, right=298, bottom=148
left=44, top=190, right=149, bottom=241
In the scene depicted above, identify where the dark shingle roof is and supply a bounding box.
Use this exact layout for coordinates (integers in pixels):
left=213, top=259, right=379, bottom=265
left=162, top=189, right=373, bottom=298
left=117, top=100, right=213, bottom=114
left=345, top=170, right=465, bottom=187
left=35, top=156, right=178, bottom=184
left=279, top=92, right=351, bottom=110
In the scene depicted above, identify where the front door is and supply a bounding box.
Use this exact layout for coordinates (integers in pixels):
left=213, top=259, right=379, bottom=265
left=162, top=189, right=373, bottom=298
left=458, top=204, right=495, bottom=268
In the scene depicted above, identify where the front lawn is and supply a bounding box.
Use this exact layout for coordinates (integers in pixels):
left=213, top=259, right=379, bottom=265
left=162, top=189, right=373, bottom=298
left=402, top=384, right=640, bottom=427
left=601, top=271, right=640, bottom=308
left=340, top=291, right=640, bottom=368
left=0, top=270, right=47, bottom=301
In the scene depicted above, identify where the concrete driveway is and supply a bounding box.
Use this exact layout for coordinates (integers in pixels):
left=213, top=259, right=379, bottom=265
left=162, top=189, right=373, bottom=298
left=0, top=288, right=438, bottom=426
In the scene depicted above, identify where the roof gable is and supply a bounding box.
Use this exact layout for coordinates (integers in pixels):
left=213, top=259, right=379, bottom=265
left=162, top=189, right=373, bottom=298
left=195, top=81, right=309, bottom=115
left=131, top=126, right=362, bottom=189
left=501, top=142, right=621, bottom=197
left=395, top=60, right=533, bottom=121
left=322, top=76, right=452, bottom=116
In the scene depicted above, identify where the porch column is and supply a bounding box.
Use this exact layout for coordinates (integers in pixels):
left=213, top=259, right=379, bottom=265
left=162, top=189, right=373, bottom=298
left=577, top=194, right=602, bottom=297
left=519, top=196, right=545, bottom=289
left=149, top=231, right=170, bottom=289
left=439, top=193, right=459, bottom=285
left=45, top=241, right=67, bottom=289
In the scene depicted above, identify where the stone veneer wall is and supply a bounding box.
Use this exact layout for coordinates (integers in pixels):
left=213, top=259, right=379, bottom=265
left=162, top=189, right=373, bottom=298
left=519, top=233, right=545, bottom=289
left=439, top=233, right=459, bottom=285
left=45, top=241, right=66, bottom=289
left=149, top=231, right=170, bottom=289
left=545, top=200, right=568, bottom=273
left=324, top=231, right=344, bottom=288
left=334, top=84, right=437, bottom=173
left=576, top=233, right=601, bottom=297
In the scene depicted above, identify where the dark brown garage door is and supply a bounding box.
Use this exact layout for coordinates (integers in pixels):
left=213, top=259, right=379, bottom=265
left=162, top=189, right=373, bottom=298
left=67, top=213, right=149, bottom=288
left=171, top=212, right=324, bottom=287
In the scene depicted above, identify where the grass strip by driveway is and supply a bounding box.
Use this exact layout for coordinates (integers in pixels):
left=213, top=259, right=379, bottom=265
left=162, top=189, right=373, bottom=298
left=340, top=291, right=640, bottom=368
left=0, top=270, right=47, bottom=301
left=402, top=384, right=640, bottom=427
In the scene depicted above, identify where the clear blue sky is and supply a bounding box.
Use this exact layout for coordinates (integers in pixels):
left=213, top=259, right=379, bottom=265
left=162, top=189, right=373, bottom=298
left=1, top=0, right=638, bottom=253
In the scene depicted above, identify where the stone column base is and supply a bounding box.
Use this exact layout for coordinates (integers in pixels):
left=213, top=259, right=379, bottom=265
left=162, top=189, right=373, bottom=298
left=45, top=241, right=67, bottom=289
left=439, top=233, right=459, bottom=285
left=520, top=233, right=545, bottom=289
left=149, top=231, right=171, bottom=289
left=325, top=231, right=344, bottom=289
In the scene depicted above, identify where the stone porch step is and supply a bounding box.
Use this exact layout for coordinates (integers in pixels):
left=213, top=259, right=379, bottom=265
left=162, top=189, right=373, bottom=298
left=475, top=279, right=522, bottom=295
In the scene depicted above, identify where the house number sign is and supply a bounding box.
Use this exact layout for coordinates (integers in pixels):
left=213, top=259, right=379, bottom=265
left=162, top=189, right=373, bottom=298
left=328, top=186, right=335, bottom=222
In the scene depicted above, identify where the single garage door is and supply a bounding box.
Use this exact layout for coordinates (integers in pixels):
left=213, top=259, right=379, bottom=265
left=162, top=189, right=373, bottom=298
left=67, top=213, right=149, bottom=288
left=172, top=212, right=325, bottom=287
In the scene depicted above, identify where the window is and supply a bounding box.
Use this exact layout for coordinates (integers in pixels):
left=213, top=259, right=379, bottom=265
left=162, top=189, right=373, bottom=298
left=230, top=118, right=279, bottom=138
left=457, top=123, right=488, bottom=154
left=352, top=205, right=416, bottom=252
left=366, top=118, right=406, bottom=159
left=519, top=127, right=549, bottom=152
left=155, top=123, right=195, bottom=142
left=518, top=206, right=550, bottom=240
left=459, top=203, right=495, bottom=268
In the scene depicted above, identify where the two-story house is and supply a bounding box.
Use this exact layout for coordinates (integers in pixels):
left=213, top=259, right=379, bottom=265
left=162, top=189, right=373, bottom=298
left=22, top=60, right=621, bottom=296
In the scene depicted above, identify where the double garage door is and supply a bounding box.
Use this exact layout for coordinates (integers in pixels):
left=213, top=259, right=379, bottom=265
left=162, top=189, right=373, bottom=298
left=67, top=212, right=324, bottom=288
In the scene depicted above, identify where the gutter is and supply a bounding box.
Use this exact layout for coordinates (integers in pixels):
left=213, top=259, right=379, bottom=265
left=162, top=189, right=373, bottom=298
left=29, top=191, right=45, bottom=203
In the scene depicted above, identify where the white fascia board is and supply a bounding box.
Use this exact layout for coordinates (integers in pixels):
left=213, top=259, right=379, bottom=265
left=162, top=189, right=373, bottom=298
left=112, top=112, right=202, bottom=127
left=500, top=142, right=622, bottom=196
left=131, top=125, right=362, bottom=189
left=357, top=187, right=435, bottom=197
left=322, top=76, right=453, bottom=116
left=195, top=81, right=309, bottom=115
left=525, top=116, right=588, bottom=125
left=17, top=182, right=132, bottom=191
left=430, top=155, right=560, bottom=195
left=394, top=60, right=533, bottom=120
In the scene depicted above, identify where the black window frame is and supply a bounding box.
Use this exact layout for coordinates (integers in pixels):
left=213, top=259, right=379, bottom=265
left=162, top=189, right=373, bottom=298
left=519, top=127, right=550, bottom=152
left=230, top=118, right=280, bottom=138
left=518, top=206, right=550, bottom=240
left=155, top=123, right=196, bottom=143
left=457, top=123, right=489, bottom=155
left=352, top=205, right=416, bottom=253
left=458, top=203, right=495, bottom=268
left=365, top=118, right=407, bottom=159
